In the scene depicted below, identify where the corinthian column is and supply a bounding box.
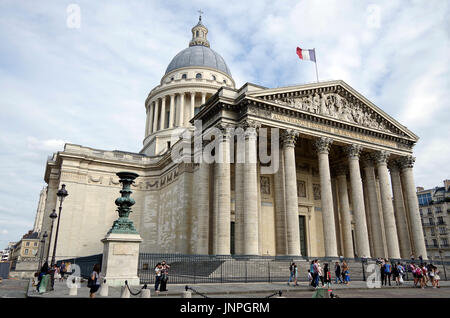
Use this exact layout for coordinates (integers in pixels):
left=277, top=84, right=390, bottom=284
left=273, top=143, right=287, bottom=255
left=335, top=166, right=354, bottom=258
left=242, top=122, right=259, bottom=255
left=178, top=93, right=185, bottom=127
left=193, top=143, right=210, bottom=255
left=190, top=92, right=196, bottom=121
left=213, top=125, right=232, bottom=255
left=314, top=137, right=338, bottom=257
left=159, top=96, right=166, bottom=130
left=344, top=144, right=371, bottom=258
left=152, top=100, right=159, bottom=133
left=388, top=160, right=412, bottom=259
left=374, top=151, right=400, bottom=259
left=169, top=94, right=175, bottom=129
left=281, top=130, right=301, bottom=256
left=399, top=156, right=427, bottom=259
left=361, top=154, right=385, bottom=258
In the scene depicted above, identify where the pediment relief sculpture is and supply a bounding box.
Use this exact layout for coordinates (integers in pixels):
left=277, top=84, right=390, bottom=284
left=270, top=92, right=396, bottom=134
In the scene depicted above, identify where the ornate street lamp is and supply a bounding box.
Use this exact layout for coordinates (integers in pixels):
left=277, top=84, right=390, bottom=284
left=51, top=184, right=68, bottom=266
left=46, top=209, right=58, bottom=264
left=38, top=231, right=48, bottom=269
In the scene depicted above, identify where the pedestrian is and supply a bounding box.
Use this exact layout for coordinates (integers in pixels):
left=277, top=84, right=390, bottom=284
left=433, top=267, right=441, bottom=288
left=397, top=262, right=405, bottom=285
left=392, top=263, right=399, bottom=286
left=49, top=264, right=58, bottom=291
left=334, top=261, right=342, bottom=284
left=307, top=269, right=313, bottom=285
left=293, top=264, right=298, bottom=286
left=384, top=260, right=392, bottom=286
left=59, top=261, right=66, bottom=281
left=160, top=260, right=170, bottom=292
left=323, top=263, right=331, bottom=288
left=429, top=265, right=435, bottom=287
left=380, top=259, right=386, bottom=286
left=36, top=262, right=49, bottom=292
left=88, top=263, right=101, bottom=298
left=342, top=261, right=350, bottom=285
left=154, top=263, right=162, bottom=293
left=318, top=261, right=324, bottom=286
left=288, top=262, right=295, bottom=286
left=312, top=260, right=320, bottom=288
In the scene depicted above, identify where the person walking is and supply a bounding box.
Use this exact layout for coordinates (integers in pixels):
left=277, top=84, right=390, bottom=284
left=318, top=262, right=324, bottom=286
left=334, top=262, right=342, bottom=284
left=397, top=262, right=405, bottom=285
left=380, top=259, right=386, bottom=286
left=59, top=261, right=66, bottom=281
left=160, top=260, right=170, bottom=292
left=433, top=267, right=441, bottom=288
left=392, top=263, right=400, bottom=286
left=88, top=263, right=101, bottom=298
left=342, top=262, right=350, bottom=285
left=323, top=263, right=331, bottom=288
left=154, top=263, right=163, bottom=293
left=293, top=264, right=298, bottom=286
left=384, top=260, right=392, bottom=286
left=288, top=262, right=296, bottom=286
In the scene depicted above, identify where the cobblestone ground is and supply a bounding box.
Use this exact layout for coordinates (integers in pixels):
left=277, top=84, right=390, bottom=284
left=0, top=279, right=28, bottom=298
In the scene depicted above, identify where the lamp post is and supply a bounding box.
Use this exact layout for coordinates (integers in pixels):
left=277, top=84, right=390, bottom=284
left=51, top=184, right=68, bottom=266
left=46, top=209, right=58, bottom=265
left=38, top=231, right=48, bottom=270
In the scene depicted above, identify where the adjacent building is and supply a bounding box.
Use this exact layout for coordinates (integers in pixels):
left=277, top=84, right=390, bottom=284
left=417, top=180, right=450, bottom=261
left=35, top=16, right=428, bottom=262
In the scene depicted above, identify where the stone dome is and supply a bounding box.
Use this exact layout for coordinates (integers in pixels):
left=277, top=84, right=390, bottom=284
left=165, top=45, right=232, bottom=77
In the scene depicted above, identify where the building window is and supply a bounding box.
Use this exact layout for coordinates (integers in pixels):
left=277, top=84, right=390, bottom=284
left=437, top=216, right=444, bottom=224
left=212, top=75, right=216, bottom=81
left=182, top=74, right=187, bottom=79
left=427, top=208, right=432, bottom=215
left=436, top=206, right=442, bottom=213
left=34, top=242, right=38, bottom=247
left=24, top=249, right=29, bottom=255
left=170, top=77, right=174, bottom=81
left=196, top=30, right=199, bottom=37
left=25, top=242, right=30, bottom=247
left=442, top=238, right=449, bottom=247
left=431, top=227, right=435, bottom=236
left=223, top=79, right=227, bottom=84
left=432, top=239, right=438, bottom=247
left=196, top=73, right=202, bottom=79
left=439, top=227, right=446, bottom=234
left=418, top=193, right=432, bottom=205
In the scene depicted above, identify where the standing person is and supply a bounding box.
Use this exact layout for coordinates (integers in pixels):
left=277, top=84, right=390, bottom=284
left=49, top=264, right=58, bottom=291
left=154, top=263, right=162, bottom=293
left=434, top=267, right=441, bottom=288
left=88, top=263, right=101, bottom=298
left=160, top=260, right=170, bottom=292
left=36, top=262, right=49, bottom=292
left=293, top=264, right=298, bottom=287
left=307, top=270, right=313, bottom=285
left=313, top=260, right=320, bottom=288
left=392, top=263, right=400, bottom=286
left=429, top=265, right=435, bottom=287
left=334, top=262, right=342, bottom=284
left=318, top=261, right=324, bottom=286
left=342, top=261, right=349, bottom=285
left=323, top=263, right=331, bottom=288
left=380, top=259, right=386, bottom=286
left=59, top=261, right=66, bottom=281
left=288, top=262, right=295, bottom=286
left=397, top=262, right=405, bottom=285
left=384, top=260, right=392, bottom=286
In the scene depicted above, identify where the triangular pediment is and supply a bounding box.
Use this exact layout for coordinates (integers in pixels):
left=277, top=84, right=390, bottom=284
left=246, top=80, right=417, bottom=141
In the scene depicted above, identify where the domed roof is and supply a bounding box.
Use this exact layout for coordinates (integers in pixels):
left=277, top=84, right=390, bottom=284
left=165, top=45, right=232, bottom=77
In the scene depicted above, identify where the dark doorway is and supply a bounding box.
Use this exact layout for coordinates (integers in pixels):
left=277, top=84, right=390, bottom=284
left=299, top=215, right=308, bottom=256
left=230, top=221, right=235, bottom=255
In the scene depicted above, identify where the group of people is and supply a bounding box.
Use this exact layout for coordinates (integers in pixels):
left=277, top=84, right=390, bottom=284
left=34, top=261, right=73, bottom=293
left=154, top=260, right=170, bottom=293
left=409, top=262, right=441, bottom=289
left=303, top=260, right=350, bottom=288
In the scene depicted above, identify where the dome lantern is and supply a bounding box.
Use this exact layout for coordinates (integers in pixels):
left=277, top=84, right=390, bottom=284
left=189, top=11, right=210, bottom=48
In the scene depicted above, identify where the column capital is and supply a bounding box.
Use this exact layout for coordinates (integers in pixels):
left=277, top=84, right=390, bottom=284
left=314, top=137, right=333, bottom=154
left=216, top=123, right=234, bottom=141
left=281, top=129, right=299, bottom=148
left=387, top=159, right=402, bottom=173
left=399, top=155, right=415, bottom=169
left=344, top=144, right=363, bottom=159
left=373, top=150, right=390, bottom=165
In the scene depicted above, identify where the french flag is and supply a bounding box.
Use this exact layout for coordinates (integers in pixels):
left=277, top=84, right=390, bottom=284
left=296, top=47, right=316, bottom=62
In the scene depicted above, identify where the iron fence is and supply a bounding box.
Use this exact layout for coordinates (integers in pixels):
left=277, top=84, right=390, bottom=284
left=138, top=253, right=450, bottom=285
left=56, top=254, right=102, bottom=279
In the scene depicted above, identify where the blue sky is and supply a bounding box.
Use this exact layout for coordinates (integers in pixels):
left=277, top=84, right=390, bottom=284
left=0, top=0, right=449, bottom=249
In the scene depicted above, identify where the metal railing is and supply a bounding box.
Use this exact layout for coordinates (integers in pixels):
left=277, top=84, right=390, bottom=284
left=137, top=253, right=450, bottom=285
left=56, top=254, right=102, bottom=279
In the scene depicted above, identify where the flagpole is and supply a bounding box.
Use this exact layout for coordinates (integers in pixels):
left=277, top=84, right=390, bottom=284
left=314, top=48, right=319, bottom=83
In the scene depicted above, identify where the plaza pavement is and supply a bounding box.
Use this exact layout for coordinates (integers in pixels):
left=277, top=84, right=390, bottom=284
left=25, top=278, right=450, bottom=298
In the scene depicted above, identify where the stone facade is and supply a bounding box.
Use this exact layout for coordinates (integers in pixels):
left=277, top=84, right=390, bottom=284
left=38, top=17, right=428, bottom=262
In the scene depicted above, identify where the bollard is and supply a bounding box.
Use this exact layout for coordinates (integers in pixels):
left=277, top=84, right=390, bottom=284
left=121, top=285, right=130, bottom=298
left=100, top=279, right=108, bottom=297
left=141, top=289, right=151, bottom=298
left=69, top=278, right=78, bottom=296
left=182, top=291, right=192, bottom=298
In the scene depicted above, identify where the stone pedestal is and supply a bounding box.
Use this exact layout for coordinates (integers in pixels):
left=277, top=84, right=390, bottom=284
left=101, top=233, right=142, bottom=287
